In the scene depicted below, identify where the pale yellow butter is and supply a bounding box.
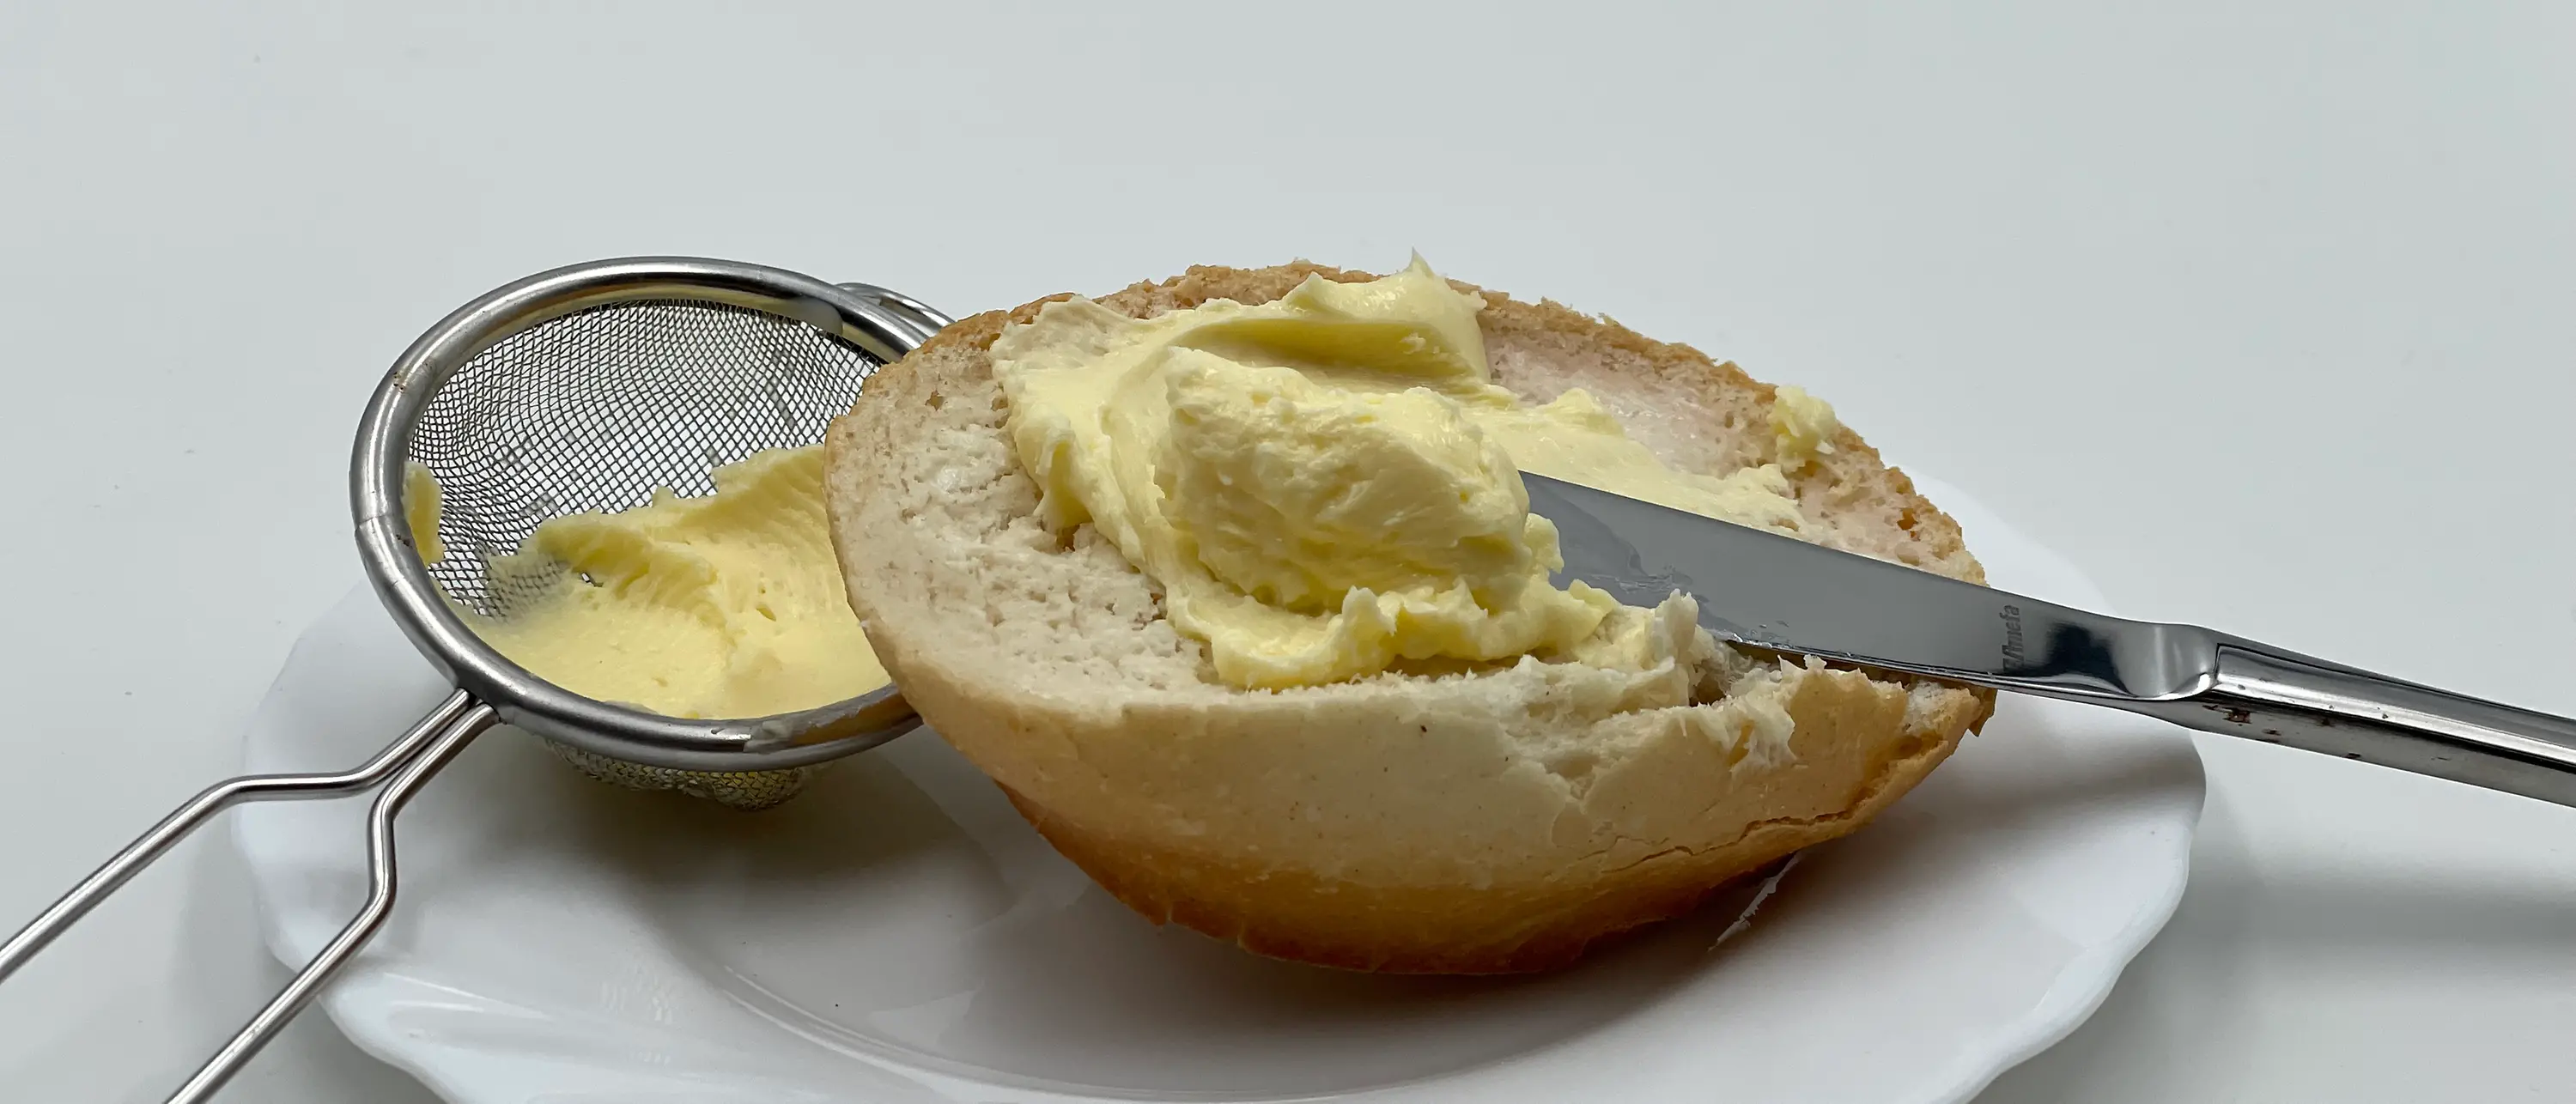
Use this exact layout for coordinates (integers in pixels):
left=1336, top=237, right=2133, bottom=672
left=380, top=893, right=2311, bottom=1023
left=419, top=446, right=890, bottom=719
left=993, top=256, right=1813, bottom=688
left=1768, top=384, right=1838, bottom=468
left=403, top=461, right=448, bottom=564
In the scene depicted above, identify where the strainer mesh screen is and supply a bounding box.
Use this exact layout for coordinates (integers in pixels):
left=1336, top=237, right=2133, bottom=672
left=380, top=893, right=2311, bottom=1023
left=407, top=299, right=883, bottom=617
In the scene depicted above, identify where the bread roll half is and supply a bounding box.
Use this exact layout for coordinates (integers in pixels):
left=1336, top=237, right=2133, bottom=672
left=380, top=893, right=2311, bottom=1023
left=823, top=263, right=1995, bottom=974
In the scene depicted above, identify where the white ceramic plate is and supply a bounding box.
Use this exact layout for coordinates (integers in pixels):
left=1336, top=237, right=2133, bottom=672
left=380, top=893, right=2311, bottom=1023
left=234, top=476, right=2203, bottom=1104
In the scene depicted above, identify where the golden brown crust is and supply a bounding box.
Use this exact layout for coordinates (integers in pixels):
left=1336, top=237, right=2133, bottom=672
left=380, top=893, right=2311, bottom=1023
left=828, top=261, right=1996, bottom=974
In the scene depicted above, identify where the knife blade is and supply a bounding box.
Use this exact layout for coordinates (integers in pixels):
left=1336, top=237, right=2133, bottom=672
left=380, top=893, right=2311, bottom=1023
left=1522, top=472, right=2216, bottom=702
left=1520, top=470, right=2576, bottom=810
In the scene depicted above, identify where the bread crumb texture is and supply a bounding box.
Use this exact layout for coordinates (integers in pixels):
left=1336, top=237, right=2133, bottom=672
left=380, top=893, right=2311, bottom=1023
left=827, top=262, right=1995, bottom=973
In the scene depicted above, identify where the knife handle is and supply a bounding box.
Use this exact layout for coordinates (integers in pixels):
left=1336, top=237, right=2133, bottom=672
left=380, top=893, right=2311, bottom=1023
left=2128, top=640, right=2576, bottom=809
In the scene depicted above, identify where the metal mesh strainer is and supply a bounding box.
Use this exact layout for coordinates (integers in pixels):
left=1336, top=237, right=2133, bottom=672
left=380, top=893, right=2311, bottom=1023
left=0, top=258, right=950, bottom=1101
left=402, top=286, right=935, bottom=808
left=416, top=297, right=874, bottom=616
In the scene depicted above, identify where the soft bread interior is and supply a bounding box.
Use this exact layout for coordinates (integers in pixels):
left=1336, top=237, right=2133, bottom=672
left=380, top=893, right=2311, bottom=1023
left=824, top=262, right=1994, bottom=973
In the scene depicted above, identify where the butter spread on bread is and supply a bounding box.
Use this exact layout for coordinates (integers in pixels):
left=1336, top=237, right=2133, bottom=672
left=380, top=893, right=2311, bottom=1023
left=992, top=255, right=1824, bottom=690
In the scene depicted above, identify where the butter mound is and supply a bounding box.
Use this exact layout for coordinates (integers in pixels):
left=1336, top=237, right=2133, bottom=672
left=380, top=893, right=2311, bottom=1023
left=1151, top=350, right=1621, bottom=687
left=993, top=256, right=1813, bottom=689
left=1767, top=384, right=1838, bottom=469
left=404, top=461, right=448, bottom=564
left=422, top=446, right=890, bottom=719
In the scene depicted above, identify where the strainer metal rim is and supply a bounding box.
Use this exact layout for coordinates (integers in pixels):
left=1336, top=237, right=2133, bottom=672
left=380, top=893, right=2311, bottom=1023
left=349, top=256, right=927, bottom=773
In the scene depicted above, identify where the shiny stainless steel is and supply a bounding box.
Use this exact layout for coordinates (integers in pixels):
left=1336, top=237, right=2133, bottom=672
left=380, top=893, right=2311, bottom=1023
left=169, top=700, right=500, bottom=1104
left=353, top=257, right=927, bottom=774
left=0, top=691, right=495, bottom=1103
left=1526, top=472, right=2576, bottom=809
left=839, top=280, right=957, bottom=343
left=3, top=258, right=950, bottom=1102
left=0, top=691, right=475, bottom=985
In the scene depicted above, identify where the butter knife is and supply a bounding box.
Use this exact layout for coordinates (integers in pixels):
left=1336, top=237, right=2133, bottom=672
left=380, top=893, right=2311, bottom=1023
left=1525, top=473, right=2576, bottom=810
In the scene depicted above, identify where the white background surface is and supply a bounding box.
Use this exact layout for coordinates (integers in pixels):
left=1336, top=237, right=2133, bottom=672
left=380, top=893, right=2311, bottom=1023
left=0, top=3, right=2567, bottom=1101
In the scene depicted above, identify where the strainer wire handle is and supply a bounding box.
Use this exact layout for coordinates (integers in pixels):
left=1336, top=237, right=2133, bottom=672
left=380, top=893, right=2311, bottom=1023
left=0, top=688, right=499, bottom=1104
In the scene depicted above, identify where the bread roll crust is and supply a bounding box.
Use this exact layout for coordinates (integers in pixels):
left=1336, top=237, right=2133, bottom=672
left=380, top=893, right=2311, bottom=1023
left=825, top=263, right=1996, bottom=974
